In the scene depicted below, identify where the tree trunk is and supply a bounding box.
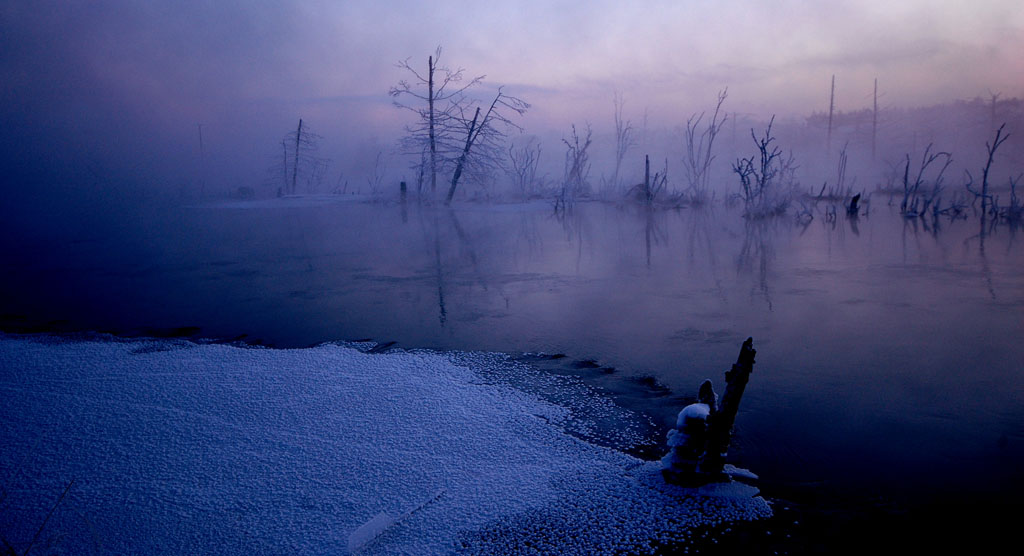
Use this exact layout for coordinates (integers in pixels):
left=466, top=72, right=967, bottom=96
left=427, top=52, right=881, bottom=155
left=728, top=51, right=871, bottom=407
left=700, top=337, right=756, bottom=475
left=445, top=107, right=480, bottom=206
left=428, top=56, right=437, bottom=194
left=292, top=118, right=303, bottom=195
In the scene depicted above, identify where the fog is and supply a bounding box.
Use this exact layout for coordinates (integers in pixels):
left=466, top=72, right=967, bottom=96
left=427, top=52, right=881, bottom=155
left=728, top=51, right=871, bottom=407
left=3, top=0, right=1022, bottom=220
left=4, top=4, right=1024, bottom=551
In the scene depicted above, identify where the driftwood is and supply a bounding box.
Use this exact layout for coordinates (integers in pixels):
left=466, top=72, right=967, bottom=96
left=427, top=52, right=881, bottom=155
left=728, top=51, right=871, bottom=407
left=662, top=337, right=757, bottom=484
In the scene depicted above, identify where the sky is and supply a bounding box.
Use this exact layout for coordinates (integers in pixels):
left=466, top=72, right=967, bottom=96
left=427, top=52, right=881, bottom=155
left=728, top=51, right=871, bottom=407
left=2, top=0, right=1022, bottom=199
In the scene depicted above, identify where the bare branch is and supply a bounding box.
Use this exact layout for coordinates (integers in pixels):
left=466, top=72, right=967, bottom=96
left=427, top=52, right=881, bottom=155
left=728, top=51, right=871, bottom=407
left=684, top=89, right=728, bottom=204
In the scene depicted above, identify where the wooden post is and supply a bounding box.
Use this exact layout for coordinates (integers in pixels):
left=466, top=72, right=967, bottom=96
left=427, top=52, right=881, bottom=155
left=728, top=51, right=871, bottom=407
left=700, top=337, right=756, bottom=475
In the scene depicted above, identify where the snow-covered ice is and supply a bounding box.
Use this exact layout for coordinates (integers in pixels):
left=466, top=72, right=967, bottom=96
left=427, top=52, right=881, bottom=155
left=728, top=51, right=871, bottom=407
left=0, top=334, right=770, bottom=554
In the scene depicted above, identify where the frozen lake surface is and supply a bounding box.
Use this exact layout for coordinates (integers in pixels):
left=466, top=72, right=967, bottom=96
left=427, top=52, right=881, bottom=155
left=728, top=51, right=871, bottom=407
left=2, top=197, right=1022, bottom=536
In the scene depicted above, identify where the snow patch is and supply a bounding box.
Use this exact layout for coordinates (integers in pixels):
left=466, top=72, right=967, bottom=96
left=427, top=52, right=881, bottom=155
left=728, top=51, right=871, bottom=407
left=679, top=402, right=711, bottom=424
left=0, top=334, right=769, bottom=554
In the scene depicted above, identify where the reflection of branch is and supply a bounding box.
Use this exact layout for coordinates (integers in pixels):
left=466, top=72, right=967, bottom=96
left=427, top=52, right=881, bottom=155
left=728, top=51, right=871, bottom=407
left=681, top=208, right=726, bottom=303
left=643, top=206, right=669, bottom=268
left=447, top=209, right=510, bottom=306
left=552, top=205, right=586, bottom=273
left=433, top=216, right=447, bottom=326
left=417, top=212, right=447, bottom=328
left=737, top=220, right=775, bottom=311
left=980, top=242, right=996, bottom=301
left=964, top=219, right=998, bottom=301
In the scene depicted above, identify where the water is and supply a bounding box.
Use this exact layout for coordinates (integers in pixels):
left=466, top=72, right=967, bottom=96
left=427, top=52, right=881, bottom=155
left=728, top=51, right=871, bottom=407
left=3, top=197, right=1023, bottom=510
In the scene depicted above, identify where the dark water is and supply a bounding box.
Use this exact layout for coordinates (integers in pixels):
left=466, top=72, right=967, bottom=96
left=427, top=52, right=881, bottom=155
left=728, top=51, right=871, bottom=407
left=3, top=197, right=1023, bottom=521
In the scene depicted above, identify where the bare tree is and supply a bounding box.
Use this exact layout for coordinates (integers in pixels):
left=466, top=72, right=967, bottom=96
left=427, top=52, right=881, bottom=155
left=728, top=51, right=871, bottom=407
left=558, top=124, right=592, bottom=210
left=732, top=116, right=796, bottom=217
left=445, top=87, right=529, bottom=205
left=610, top=92, right=635, bottom=193
left=900, top=143, right=952, bottom=217
left=268, top=118, right=325, bottom=196
left=367, top=150, right=386, bottom=196
left=390, top=46, right=482, bottom=195
left=507, top=139, right=542, bottom=198
left=966, top=123, right=1010, bottom=216
left=818, top=141, right=856, bottom=200
left=683, top=89, right=728, bottom=204
left=305, top=157, right=331, bottom=193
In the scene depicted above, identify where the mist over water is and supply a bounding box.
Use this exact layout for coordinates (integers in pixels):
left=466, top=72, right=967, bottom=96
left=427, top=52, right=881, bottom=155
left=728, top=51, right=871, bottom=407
left=3, top=198, right=1021, bottom=503
left=3, top=4, right=1024, bottom=551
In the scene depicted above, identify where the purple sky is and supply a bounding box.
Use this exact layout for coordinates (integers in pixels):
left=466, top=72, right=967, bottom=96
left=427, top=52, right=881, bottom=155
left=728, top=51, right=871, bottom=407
left=2, top=0, right=1021, bottom=194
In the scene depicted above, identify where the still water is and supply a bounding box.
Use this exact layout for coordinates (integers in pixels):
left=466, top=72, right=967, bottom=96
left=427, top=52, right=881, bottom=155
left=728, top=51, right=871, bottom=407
left=3, top=197, right=1022, bottom=507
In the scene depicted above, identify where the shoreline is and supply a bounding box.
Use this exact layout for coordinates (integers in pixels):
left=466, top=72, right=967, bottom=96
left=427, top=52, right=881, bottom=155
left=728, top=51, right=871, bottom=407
left=2, top=326, right=1019, bottom=554
left=0, top=331, right=773, bottom=554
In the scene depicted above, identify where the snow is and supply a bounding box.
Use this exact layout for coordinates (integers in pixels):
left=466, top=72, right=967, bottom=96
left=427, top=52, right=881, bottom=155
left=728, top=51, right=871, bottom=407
left=679, top=402, right=711, bottom=424
left=0, top=334, right=770, bottom=554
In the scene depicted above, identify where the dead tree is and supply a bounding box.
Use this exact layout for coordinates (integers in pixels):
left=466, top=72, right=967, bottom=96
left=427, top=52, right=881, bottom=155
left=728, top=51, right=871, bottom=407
left=559, top=124, right=592, bottom=209
left=444, top=88, right=529, bottom=205
left=663, top=338, right=757, bottom=484
left=390, top=47, right=482, bottom=195
left=702, top=337, right=756, bottom=475
left=292, top=118, right=304, bottom=194
left=367, top=150, right=386, bottom=196
left=966, top=123, right=1010, bottom=217
left=507, top=139, right=542, bottom=198
left=611, top=92, right=636, bottom=193
left=732, top=116, right=795, bottom=217
left=683, top=89, right=728, bottom=204
left=632, top=155, right=667, bottom=204
left=268, top=119, right=325, bottom=195
left=900, top=143, right=952, bottom=216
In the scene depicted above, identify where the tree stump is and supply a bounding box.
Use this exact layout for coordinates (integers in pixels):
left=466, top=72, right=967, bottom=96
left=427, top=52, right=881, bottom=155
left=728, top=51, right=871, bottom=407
left=662, top=337, right=757, bottom=484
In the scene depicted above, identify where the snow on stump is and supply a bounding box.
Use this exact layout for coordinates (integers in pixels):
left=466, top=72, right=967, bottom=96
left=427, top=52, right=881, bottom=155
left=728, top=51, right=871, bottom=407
left=662, top=337, right=756, bottom=486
